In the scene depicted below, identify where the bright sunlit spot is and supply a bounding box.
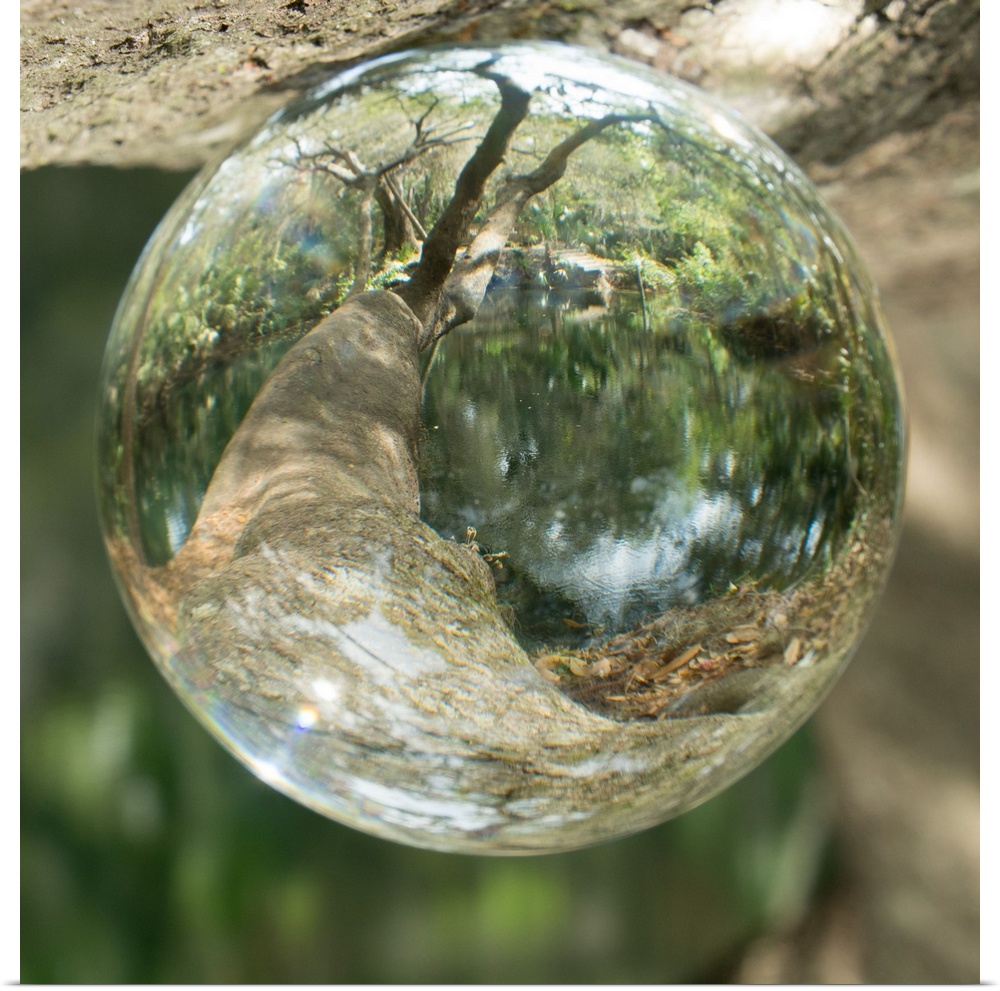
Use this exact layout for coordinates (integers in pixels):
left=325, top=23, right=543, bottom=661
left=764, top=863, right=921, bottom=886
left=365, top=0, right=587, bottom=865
left=296, top=704, right=319, bottom=730
left=312, top=677, right=340, bottom=703
left=734, top=0, right=854, bottom=65
left=98, top=41, right=904, bottom=854
left=249, top=758, right=285, bottom=787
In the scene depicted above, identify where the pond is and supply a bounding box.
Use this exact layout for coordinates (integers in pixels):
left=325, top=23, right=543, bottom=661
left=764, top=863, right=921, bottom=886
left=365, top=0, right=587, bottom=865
left=421, top=288, right=857, bottom=649
left=130, top=284, right=861, bottom=657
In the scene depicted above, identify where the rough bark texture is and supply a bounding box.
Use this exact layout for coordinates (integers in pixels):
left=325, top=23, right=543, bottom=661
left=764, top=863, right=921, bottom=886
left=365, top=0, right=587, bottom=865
left=132, top=288, right=850, bottom=854
left=98, top=62, right=899, bottom=852
left=730, top=104, right=980, bottom=984
left=21, top=0, right=977, bottom=172
left=22, top=0, right=979, bottom=976
left=19, top=0, right=498, bottom=170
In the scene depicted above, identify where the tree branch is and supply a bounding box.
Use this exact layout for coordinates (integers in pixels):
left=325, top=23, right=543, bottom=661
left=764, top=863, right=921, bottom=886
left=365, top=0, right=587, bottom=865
left=394, top=68, right=532, bottom=326
left=425, top=112, right=656, bottom=345
left=384, top=173, right=427, bottom=240
left=347, top=181, right=376, bottom=298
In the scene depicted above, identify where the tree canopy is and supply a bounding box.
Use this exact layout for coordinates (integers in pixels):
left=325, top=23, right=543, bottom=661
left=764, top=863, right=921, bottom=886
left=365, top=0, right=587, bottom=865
left=97, top=44, right=905, bottom=853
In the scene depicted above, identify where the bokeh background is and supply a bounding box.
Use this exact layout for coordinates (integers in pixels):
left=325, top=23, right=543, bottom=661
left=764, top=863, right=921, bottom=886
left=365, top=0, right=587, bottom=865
left=21, top=64, right=979, bottom=988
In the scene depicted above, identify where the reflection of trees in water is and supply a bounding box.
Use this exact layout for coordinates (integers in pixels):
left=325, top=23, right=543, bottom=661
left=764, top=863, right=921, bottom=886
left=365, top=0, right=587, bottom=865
left=112, top=57, right=899, bottom=576
left=96, top=47, right=906, bottom=856
left=419, top=289, right=861, bottom=635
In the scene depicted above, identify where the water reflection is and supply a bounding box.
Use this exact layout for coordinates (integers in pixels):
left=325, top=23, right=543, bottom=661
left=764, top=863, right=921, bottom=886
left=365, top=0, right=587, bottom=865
left=97, top=41, right=905, bottom=853
left=420, top=288, right=853, bottom=642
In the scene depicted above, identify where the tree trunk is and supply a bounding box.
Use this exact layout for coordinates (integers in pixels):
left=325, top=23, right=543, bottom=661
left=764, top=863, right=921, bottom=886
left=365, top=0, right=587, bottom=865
left=21, top=0, right=976, bottom=172
left=130, top=287, right=844, bottom=854
left=24, top=0, right=978, bottom=972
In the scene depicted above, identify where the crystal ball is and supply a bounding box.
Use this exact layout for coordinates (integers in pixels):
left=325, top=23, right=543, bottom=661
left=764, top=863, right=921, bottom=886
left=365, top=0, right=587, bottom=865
left=97, top=42, right=905, bottom=853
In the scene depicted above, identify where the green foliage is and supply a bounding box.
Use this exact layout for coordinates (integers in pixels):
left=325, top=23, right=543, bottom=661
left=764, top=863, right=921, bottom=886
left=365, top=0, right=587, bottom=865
left=673, top=240, right=751, bottom=315
left=366, top=246, right=420, bottom=291
left=137, top=229, right=338, bottom=399
left=419, top=290, right=880, bottom=638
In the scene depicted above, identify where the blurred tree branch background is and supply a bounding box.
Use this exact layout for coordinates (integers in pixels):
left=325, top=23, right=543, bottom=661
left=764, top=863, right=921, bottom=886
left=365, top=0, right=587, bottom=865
left=21, top=0, right=979, bottom=981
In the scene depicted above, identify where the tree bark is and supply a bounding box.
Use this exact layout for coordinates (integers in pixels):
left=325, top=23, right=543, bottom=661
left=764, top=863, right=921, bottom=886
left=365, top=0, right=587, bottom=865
left=136, top=287, right=847, bottom=854
left=29, top=0, right=977, bottom=968
left=21, top=0, right=977, bottom=172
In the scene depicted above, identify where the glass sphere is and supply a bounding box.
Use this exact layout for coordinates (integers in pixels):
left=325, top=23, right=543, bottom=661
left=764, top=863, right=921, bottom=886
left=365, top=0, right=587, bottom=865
left=97, top=42, right=905, bottom=853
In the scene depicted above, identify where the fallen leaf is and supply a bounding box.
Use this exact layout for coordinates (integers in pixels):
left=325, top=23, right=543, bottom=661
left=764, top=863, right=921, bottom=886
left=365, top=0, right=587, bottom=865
left=656, top=643, right=702, bottom=676
left=726, top=626, right=761, bottom=643
left=783, top=637, right=801, bottom=665
left=633, top=659, right=661, bottom=681
left=535, top=654, right=564, bottom=671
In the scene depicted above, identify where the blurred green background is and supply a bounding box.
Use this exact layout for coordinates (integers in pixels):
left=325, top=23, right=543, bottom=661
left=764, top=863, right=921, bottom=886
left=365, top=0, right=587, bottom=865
left=21, top=166, right=841, bottom=983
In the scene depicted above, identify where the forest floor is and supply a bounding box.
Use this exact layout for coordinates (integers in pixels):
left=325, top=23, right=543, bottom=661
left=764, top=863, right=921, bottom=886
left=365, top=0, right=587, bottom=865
left=537, top=509, right=893, bottom=723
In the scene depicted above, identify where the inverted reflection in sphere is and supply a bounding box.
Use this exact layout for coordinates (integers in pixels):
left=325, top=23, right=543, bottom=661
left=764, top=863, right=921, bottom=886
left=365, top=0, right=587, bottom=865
left=97, top=43, right=905, bottom=853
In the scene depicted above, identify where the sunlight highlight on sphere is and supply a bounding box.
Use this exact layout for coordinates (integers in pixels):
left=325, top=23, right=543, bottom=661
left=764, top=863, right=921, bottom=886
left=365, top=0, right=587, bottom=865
left=96, top=43, right=905, bottom=854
